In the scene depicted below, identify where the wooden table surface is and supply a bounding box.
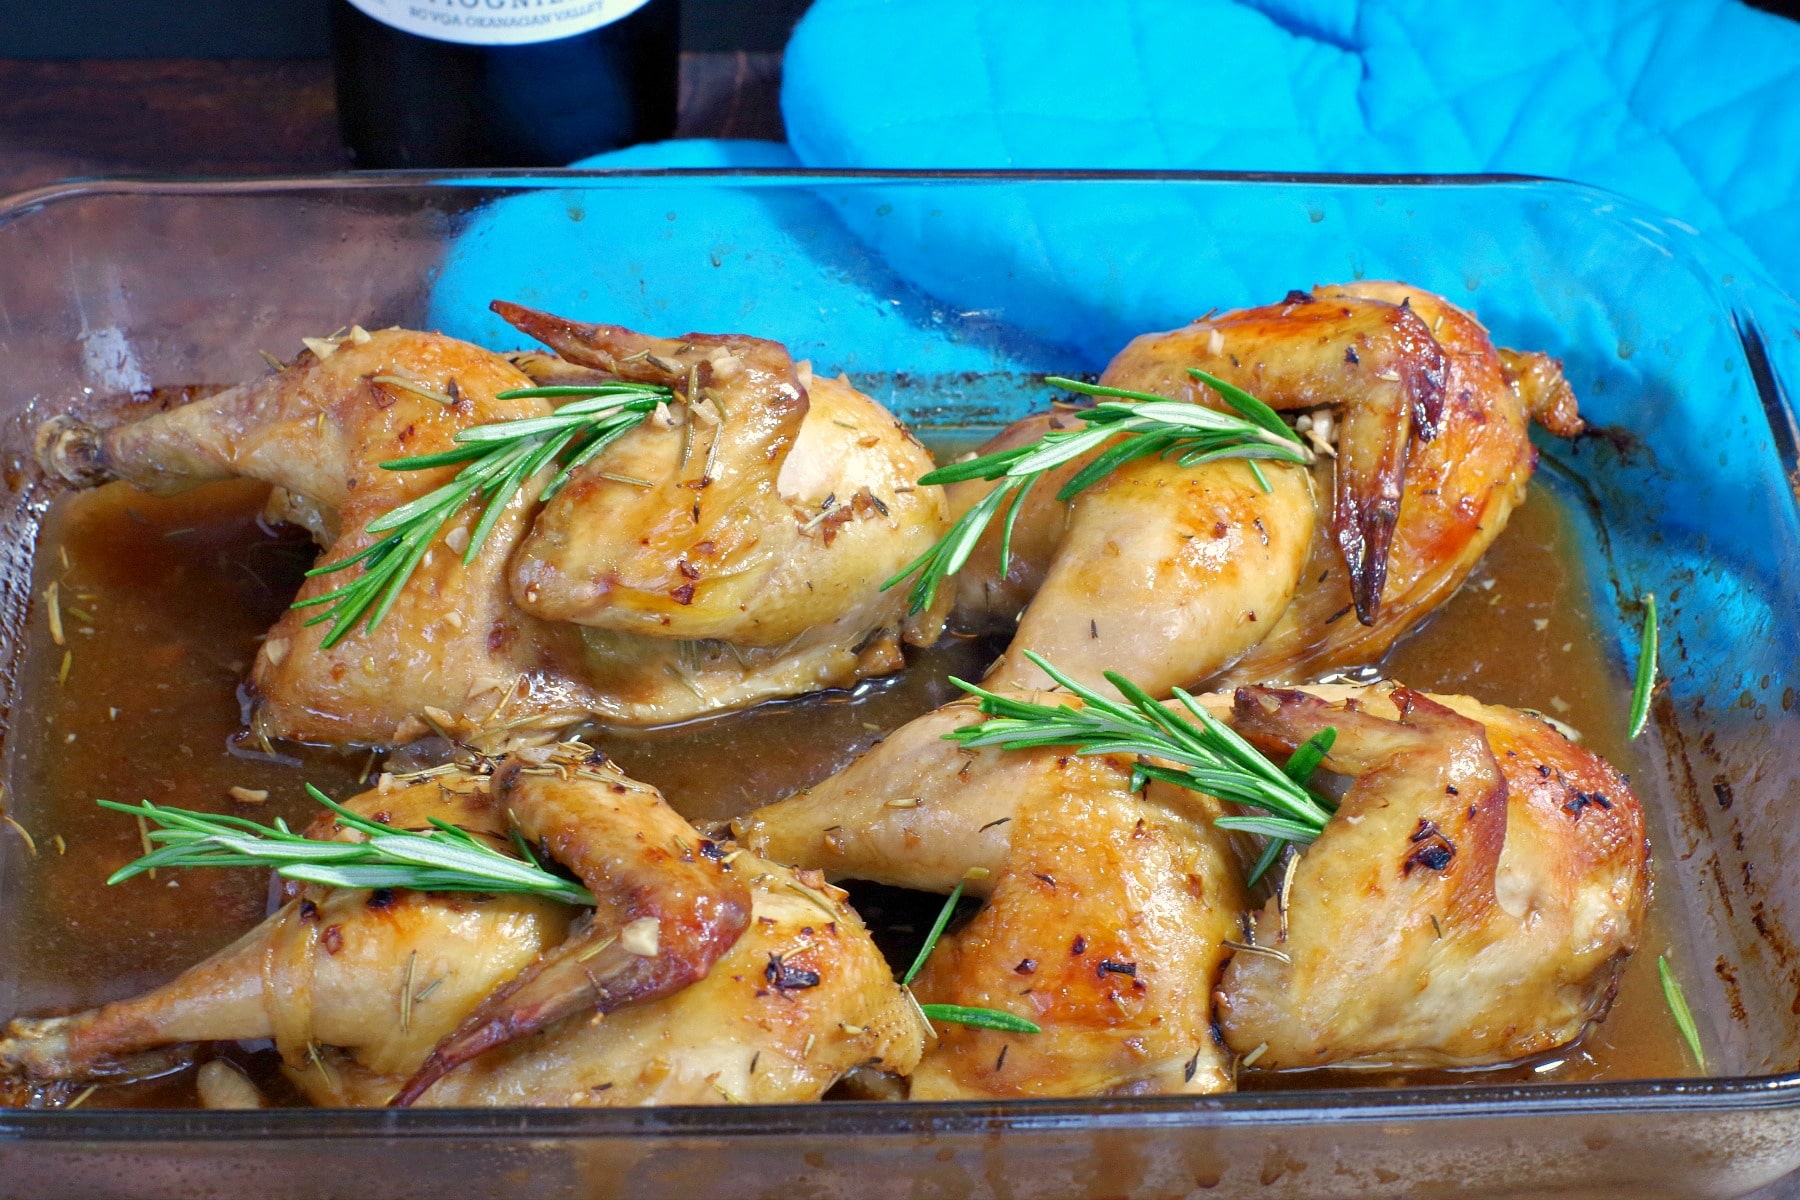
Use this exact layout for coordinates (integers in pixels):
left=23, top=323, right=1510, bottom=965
left=4, top=48, right=1799, bottom=1200
left=0, top=53, right=782, bottom=198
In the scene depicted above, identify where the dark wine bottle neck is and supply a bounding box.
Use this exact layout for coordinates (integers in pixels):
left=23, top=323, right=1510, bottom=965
left=330, top=0, right=680, bottom=169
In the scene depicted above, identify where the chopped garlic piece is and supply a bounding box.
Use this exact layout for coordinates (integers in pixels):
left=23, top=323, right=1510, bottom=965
left=620, top=917, right=661, bottom=957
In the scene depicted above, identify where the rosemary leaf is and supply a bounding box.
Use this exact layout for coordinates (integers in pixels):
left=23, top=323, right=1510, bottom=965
left=917, top=1005, right=1043, bottom=1034
left=1658, top=954, right=1705, bottom=1070
left=97, top=793, right=594, bottom=907
left=1281, top=727, right=1337, bottom=785
left=1628, top=593, right=1658, bottom=740
left=1243, top=727, right=1341, bottom=885
left=883, top=373, right=1311, bottom=614
left=902, top=880, right=966, bottom=987
left=298, top=382, right=672, bottom=646
left=947, top=652, right=1335, bottom=863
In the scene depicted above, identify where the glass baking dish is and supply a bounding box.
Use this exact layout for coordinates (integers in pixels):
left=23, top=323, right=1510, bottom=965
left=0, top=170, right=1795, bottom=1200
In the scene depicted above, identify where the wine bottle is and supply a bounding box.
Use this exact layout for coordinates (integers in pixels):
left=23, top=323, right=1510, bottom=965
left=330, top=0, right=679, bottom=169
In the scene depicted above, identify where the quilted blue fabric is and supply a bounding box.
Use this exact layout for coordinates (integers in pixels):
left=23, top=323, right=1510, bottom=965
left=782, top=0, right=1800, bottom=298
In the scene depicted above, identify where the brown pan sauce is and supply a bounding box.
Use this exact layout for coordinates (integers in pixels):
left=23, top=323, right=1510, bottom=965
left=0, top=416, right=1691, bottom=1107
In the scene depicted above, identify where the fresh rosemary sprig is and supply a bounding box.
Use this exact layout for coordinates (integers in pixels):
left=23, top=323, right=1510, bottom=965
left=947, top=651, right=1336, bottom=883
left=98, top=786, right=594, bottom=907
left=902, top=878, right=968, bottom=988
left=1246, top=727, right=1338, bottom=886
left=297, top=383, right=672, bottom=647
left=1628, top=593, right=1659, bottom=740
left=883, top=370, right=1311, bottom=615
left=1658, top=955, right=1704, bottom=1070
left=917, top=1004, right=1041, bottom=1034
left=902, top=877, right=1043, bottom=1036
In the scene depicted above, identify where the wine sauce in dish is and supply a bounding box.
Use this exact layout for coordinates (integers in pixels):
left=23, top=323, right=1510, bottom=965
left=0, top=415, right=1691, bottom=1108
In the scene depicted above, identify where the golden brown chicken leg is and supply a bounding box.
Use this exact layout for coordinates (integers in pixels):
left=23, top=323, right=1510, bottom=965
left=738, top=690, right=1250, bottom=1098
left=38, top=327, right=608, bottom=746
left=978, top=455, right=1315, bottom=697
left=39, top=313, right=952, bottom=742
left=0, top=773, right=571, bottom=1085
left=908, top=769, right=1248, bottom=1098
left=302, top=849, right=923, bottom=1107
left=1, top=749, right=916, bottom=1107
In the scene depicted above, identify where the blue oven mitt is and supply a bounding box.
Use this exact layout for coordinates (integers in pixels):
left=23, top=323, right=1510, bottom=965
left=782, top=0, right=1800, bottom=300
left=428, top=137, right=1064, bottom=382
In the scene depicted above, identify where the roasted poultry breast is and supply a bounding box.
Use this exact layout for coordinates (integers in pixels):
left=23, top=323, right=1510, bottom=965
left=6, top=282, right=1671, bottom=1112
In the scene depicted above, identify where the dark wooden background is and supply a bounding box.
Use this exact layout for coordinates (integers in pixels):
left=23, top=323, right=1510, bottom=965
left=0, top=0, right=798, bottom=197
left=0, top=53, right=783, bottom=196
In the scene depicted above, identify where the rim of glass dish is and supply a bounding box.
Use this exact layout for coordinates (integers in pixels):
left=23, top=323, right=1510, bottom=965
left=0, top=166, right=1792, bottom=1138
left=0, top=166, right=1582, bottom=213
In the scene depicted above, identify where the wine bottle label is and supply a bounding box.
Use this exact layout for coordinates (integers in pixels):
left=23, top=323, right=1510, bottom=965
left=344, top=0, right=655, bottom=46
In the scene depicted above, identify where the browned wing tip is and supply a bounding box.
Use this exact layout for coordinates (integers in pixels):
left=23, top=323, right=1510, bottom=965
left=1230, top=685, right=1336, bottom=749
left=1336, top=488, right=1400, bottom=626
left=489, top=300, right=617, bottom=367
left=388, top=1022, right=511, bottom=1108
left=490, top=300, right=692, bottom=384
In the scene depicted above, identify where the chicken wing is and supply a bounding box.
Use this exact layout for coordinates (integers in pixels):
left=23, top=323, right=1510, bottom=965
left=390, top=749, right=752, bottom=1104
left=493, top=302, right=949, bottom=724
left=1217, top=683, right=1649, bottom=1071
left=1100, top=286, right=1447, bottom=625
left=1108, top=282, right=1582, bottom=685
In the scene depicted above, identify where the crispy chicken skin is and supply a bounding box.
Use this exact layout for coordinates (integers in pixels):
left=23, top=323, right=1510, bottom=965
left=980, top=456, right=1314, bottom=698
left=909, top=770, right=1247, bottom=1098
left=948, top=283, right=1580, bottom=692
left=0, top=753, right=917, bottom=1106
left=37, top=313, right=949, bottom=741
left=494, top=302, right=949, bottom=724
left=1218, top=684, right=1649, bottom=1071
